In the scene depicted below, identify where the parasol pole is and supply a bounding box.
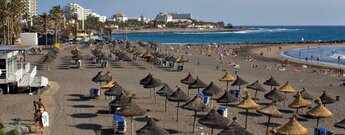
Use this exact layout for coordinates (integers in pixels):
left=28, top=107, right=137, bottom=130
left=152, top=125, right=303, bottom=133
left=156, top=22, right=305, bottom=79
left=193, top=110, right=197, bottom=133
left=176, top=102, right=180, bottom=122
left=165, top=95, right=168, bottom=112
left=254, top=90, right=258, bottom=101
left=226, top=81, right=229, bottom=91
left=149, top=88, right=152, bottom=98
left=131, top=116, right=134, bottom=135
left=266, top=116, right=271, bottom=135
left=245, top=109, right=248, bottom=129
left=316, top=118, right=320, bottom=127
left=284, top=93, right=287, bottom=106
left=153, top=87, right=156, bottom=104
left=211, top=125, right=214, bottom=135
left=238, top=85, right=242, bottom=102
left=187, top=88, right=190, bottom=97
left=296, top=108, right=299, bottom=114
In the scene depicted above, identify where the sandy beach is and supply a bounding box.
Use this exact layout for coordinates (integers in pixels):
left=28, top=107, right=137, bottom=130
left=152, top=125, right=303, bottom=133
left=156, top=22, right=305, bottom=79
left=0, top=43, right=344, bottom=135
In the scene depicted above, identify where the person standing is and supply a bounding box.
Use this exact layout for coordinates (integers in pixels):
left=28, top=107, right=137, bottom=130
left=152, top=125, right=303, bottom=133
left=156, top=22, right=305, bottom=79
left=34, top=110, right=43, bottom=133
left=33, top=101, right=39, bottom=112
left=37, top=98, right=45, bottom=110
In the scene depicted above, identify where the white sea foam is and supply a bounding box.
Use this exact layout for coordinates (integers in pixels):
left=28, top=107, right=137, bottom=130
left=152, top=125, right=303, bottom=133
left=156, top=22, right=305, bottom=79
left=330, top=53, right=345, bottom=59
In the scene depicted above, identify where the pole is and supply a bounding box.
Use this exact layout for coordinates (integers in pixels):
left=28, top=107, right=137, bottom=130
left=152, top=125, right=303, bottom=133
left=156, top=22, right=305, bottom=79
left=211, top=125, right=214, bottom=135
left=316, top=118, right=320, bottom=127
left=131, top=117, right=134, bottom=135
left=193, top=111, right=197, bottom=133
left=165, top=95, right=168, bottom=112
left=226, top=82, right=229, bottom=91
left=154, top=87, right=156, bottom=104
left=254, top=90, right=258, bottom=101
left=266, top=116, right=271, bottom=135
left=245, top=109, right=248, bottom=129
left=187, top=88, right=190, bottom=97
left=149, top=88, right=152, bottom=98
left=176, top=102, right=179, bottom=122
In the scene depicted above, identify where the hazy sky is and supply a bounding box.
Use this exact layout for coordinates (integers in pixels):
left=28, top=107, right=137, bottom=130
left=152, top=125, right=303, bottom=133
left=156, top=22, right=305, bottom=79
left=38, top=0, right=345, bottom=26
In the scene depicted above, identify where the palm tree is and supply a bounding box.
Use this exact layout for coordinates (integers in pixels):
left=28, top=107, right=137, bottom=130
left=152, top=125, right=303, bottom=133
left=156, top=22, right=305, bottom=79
left=49, top=5, right=63, bottom=43
left=0, top=0, right=23, bottom=45
left=39, top=12, right=50, bottom=46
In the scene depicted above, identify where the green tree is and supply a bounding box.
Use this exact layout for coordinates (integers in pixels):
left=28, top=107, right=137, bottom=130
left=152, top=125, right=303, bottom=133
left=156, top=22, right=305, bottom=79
left=0, top=0, right=24, bottom=44
left=85, top=15, right=104, bottom=37
left=39, top=12, right=51, bottom=46
left=49, top=5, right=63, bottom=43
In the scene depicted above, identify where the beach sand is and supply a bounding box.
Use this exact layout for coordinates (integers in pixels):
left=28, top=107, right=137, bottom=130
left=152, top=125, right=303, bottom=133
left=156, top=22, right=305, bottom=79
left=0, top=43, right=344, bottom=135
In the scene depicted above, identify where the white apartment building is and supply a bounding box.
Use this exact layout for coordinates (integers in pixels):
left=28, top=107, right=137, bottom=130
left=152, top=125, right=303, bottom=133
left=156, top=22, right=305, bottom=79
left=63, top=3, right=106, bottom=22
left=156, top=12, right=192, bottom=23
left=112, top=13, right=128, bottom=22
left=22, top=0, right=37, bottom=26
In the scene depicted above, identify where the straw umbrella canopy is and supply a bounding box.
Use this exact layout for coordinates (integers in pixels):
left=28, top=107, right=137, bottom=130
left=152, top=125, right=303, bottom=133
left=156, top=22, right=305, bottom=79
left=219, top=70, right=236, bottom=91
left=293, top=88, right=314, bottom=100
left=263, top=76, right=280, bottom=90
left=334, top=119, right=345, bottom=129
left=122, top=54, right=133, bottom=61
left=188, top=76, right=208, bottom=95
left=92, top=71, right=103, bottom=83
left=72, top=53, right=83, bottom=60
left=257, top=101, right=283, bottom=134
left=198, top=109, right=230, bottom=135
left=180, top=72, right=195, bottom=85
left=182, top=96, right=209, bottom=133
left=216, top=91, right=238, bottom=106
left=306, top=99, right=333, bottom=127
left=99, top=71, right=112, bottom=83
left=144, top=77, right=163, bottom=104
left=101, top=79, right=116, bottom=89
left=202, top=82, right=224, bottom=97
left=109, top=92, right=131, bottom=109
left=140, top=73, right=153, bottom=85
left=236, top=91, right=260, bottom=129
left=288, top=92, right=312, bottom=114
left=136, top=117, right=169, bottom=135
left=156, top=83, right=174, bottom=112
left=218, top=117, right=253, bottom=135
left=279, top=81, right=296, bottom=106
left=104, top=83, right=130, bottom=97
left=276, top=114, right=309, bottom=135
left=176, top=55, right=189, bottom=63
left=168, top=87, right=189, bottom=122
left=246, top=80, right=267, bottom=101
left=264, top=88, right=286, bottom=102
left=318, top=91, right=336, bottom=105
left=116, top=99, right=147, bottom=135
left=231, top=76, right=248, bottom=100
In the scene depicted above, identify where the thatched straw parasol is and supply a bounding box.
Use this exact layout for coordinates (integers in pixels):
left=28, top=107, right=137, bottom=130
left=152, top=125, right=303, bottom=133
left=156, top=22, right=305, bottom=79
left=231, top=76, right=248, bottom=100
left=334, top=119, right=345, bottom=129
left=156, top=83, right=174, bottom=112
left=288, top=92, right=312, bottom=114
left=140, top=73, right=153, bottom=85
left=318, top=91, right=336, bottom=105
left=218, top=117, right=253, bottom=135
left=246, top=80, right=267, bottom=101
left=219, top=70, right=236, bottom=91
left=180, top=72, right=195, bottom=85
left=188, top=76, right=207, bottom=95
left=168, top=87, right=189, bottom=122
left=136, top=117, right=169, bottom=135
left=279, top=81, right=296, bottom=106
left=216, top=90, right=238, bottom=116
left=293, top=88, right=314, bottom=100
left=306, top=99, right=333, bottom=127
left=176, top=55, right=189, bottom=63
left=101, top=79, right=116, bottom=90
left=257, top=101, right=283, bottom=134
left=236, top=91, right=260, bottom=129
left=116, top=99, right=147, bottom=135
left=198, top=109, right=230, bottom=135
left=92, top=71, right=103, bottom=83
left=99, top=71, right=112, bottom=82
left=263, top=76, right=280, bottom=90
left=109, top=92, right=131, bottom=111
left=276, top=114, right=309, bottom=135
left=144, top=77, right=163, bottom=104
left=104, top=83, right=130, bottom=97
left=202, top=82, right=224, bottom=107
left=182, top=96, right=209, bottom=133
left=264, top=88, right=285, bottom=102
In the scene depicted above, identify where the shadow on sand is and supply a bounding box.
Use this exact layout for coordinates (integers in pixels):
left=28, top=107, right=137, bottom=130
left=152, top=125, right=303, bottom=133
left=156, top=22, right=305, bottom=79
left=71, top=113, right=97, bottom=118
left=238, top=111, right=263, bottom=117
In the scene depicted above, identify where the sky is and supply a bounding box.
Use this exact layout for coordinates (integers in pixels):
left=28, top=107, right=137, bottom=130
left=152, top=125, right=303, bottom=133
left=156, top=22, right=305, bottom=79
left=38, top=0, right=345, bottom=26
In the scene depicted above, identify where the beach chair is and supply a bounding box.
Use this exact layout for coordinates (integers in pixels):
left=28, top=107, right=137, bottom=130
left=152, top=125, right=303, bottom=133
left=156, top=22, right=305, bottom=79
left=229, top=90, right=240, bottom=98
left=113, top=114, right=126, bottom=134
left=216, top=107, right=228, bottom=117
left=196, top=93, right=210, bottom=105
left=314, top=127, right=334, bottom=135
left=177, top=65, right=184, bottom=71
left=90, top=88, right=100, bottom=99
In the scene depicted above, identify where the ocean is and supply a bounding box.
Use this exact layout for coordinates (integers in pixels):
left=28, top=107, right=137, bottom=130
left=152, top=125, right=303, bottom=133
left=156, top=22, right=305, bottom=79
left=112, top=26, right=345, bottom=44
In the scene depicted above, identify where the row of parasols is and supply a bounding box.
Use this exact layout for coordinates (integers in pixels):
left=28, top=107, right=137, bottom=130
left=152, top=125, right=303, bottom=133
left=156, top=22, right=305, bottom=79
left=91, top=70, right=344, bottom=135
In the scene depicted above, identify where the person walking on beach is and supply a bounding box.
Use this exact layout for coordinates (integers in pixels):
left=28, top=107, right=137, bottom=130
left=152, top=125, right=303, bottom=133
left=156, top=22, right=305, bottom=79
left=33, top=101, right=39, bottom=112
left=37, top=98, right=45, bottom=110
left=34, top=109, right=43, bottom=133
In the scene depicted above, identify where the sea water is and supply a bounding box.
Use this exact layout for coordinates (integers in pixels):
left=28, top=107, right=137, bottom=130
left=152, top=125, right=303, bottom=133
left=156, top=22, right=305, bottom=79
left=112, top=26, right=345, bottom=44
left=281, top=46, right=345, bottom=67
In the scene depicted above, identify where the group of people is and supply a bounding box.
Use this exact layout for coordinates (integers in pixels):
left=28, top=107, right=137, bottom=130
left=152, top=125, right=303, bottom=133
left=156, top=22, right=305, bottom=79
left=33, top=98, right=45, bottom=133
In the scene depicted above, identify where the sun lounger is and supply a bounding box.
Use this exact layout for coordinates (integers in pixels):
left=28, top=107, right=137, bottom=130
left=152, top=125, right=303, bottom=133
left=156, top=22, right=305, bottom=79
left=113, top=114, right=126, bottom=134
left=216, top=107, right=228, bottom=117
left=229, top=89, right=240, bottom=98
left=90, top=88, right=100, bottom=99
left=196, top=93, right=210, bottom=105
left=314, top=127, right=334, bottom=135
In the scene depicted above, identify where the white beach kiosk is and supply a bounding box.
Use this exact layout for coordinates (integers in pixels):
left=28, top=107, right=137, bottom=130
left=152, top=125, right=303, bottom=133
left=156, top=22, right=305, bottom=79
left=0, top=45, right=49, bottom=94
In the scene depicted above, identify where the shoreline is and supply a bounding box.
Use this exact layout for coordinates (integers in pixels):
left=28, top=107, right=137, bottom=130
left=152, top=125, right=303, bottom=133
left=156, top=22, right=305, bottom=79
left=241, top=43, right=345, bottom=70
left=111, top=28, right=247, bottom=34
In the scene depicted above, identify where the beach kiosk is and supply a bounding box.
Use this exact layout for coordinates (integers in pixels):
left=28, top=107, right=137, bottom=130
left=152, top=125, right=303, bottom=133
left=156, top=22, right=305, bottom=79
left=0, top=45, right=49, bottom=94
